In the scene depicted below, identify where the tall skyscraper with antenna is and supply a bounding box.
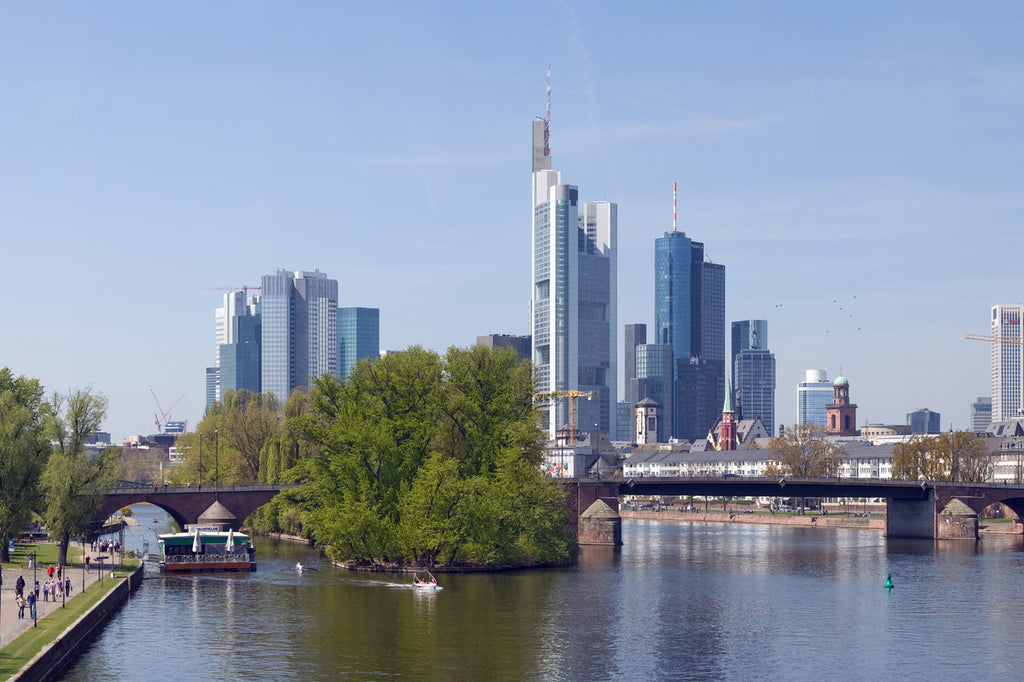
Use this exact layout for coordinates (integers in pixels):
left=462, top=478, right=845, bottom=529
left=530, top=66, right=617, bottom=439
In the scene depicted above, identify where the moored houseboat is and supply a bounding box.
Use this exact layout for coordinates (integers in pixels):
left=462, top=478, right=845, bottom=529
left=158, top=526, right=256, bottom=573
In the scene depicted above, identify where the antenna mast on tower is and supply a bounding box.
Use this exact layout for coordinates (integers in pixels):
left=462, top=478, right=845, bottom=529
left=544, top=64, right=551, bottom=159
left=673, top=181, right=678, bottom=232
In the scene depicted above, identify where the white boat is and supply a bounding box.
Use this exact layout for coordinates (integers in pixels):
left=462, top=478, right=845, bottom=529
left=413, top=571, right=438, bottom=589
left=158, top=528, right=255, bottom=573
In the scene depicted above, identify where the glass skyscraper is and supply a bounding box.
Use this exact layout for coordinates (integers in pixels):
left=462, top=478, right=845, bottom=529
left=731, top=319, right=776, bottom=434
left=991, top=304, right=1024, bottom=422
left=654, top=229, right=725, bottom=440
left=338, top=307, right=380, bottom=380
left=261, top=269, right=338, bottom=402
left=635, top=343, right=674, bottom=442
left=530, top=109, right=617, bottom=439
left=797, top=369, right=832, bottom=427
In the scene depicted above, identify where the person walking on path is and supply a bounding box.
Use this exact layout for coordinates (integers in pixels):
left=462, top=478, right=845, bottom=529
left=42, top=581, right=48, bottom=602
left=47, top=564, right=53, bottom=580
left=64, top=576, right=72, bottom=595
left=33, top=580, right=39, bottom=602
left=85, top=556, right=90, bottom=571
left=15, top=575, right=24, bottom=597
left=16, top=594, right=24, bottom=619
left=26, top=591, right=36, bottom=620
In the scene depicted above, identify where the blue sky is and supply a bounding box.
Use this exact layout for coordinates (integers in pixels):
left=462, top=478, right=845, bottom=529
left=2, top=2, right=1021, bottom=440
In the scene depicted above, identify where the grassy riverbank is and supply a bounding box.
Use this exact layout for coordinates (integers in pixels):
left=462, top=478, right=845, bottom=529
left=0, top=543, right=138, bottom=680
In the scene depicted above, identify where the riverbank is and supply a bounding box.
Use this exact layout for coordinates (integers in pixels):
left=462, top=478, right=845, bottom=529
left=621, top=509, right=1024, bottom=535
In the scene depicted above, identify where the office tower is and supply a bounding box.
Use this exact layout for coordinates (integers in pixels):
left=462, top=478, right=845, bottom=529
left=339, top=307, right=380, bottom=380
left=616, top=401, right=632, bottom=442
left=205, top=367, right=220, bottom=412
left=797, top=369, right=832, bottom=427
left=530, top=81, right=617, bottom=440
left=624, top=323, right=647, bottom=405
left=731, top=320, right=776, bottom=433
left=971, top=396, right=993, bottom=432
left=261, top=269, right=339, bottom=401
left=907, top=408, right=941, bottom=434
left=635, top=343, right=674, bottom=442
left=476, top=334, right=531, bottom=361
left=654, top=228, right=725, bottom=441
left=220, top=315, right=262, bottom=396
left=991, top=304, right=1024, bottom=422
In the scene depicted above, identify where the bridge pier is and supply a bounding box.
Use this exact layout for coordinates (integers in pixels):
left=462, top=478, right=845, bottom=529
left=885, top=489, right=937, bottom=539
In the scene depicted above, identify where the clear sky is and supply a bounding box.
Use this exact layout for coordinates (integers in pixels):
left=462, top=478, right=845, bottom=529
left=2, top=2, right=1020, bottom=440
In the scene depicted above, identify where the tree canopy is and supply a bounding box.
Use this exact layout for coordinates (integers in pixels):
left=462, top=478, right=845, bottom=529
left=891, top=431, right=991, bottom=481
left=290, top=345, right=576, bottom=569
left=767, top=424, right=847, bottom=477
left=0, top=369, right=50, bottom=561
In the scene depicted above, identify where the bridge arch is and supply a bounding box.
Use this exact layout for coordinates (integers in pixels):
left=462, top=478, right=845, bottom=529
left=98, top=485, right=289, bottom=532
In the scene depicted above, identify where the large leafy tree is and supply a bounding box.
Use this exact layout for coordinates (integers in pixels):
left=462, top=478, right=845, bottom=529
left=767, top=424, right=847, bottom=477
left=891, top=431, right=991, bottom=481
left=41, top=388, right=119, bottom=565
left=297, top=345, right=575, bottom=568
left=0, top=369, right=50, bottom=561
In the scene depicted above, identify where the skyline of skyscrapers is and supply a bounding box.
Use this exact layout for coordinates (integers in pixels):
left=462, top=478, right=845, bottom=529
left=205, top=269, right=380, bottom=410
left=529, top=99, right=617, bottom=439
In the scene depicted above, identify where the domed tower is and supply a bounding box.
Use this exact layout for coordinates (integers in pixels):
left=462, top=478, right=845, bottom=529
left=826, top=371, right=858, bottom=436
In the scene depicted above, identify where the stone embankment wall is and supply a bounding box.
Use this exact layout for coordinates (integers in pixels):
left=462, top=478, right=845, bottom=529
left=14, top=564, right=143, bottom=682
left=621, top=509, right=886, bottom=531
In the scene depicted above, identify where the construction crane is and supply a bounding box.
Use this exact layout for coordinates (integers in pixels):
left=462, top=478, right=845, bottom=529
left=965, top=333, right=1024, bottom=345
left=535, top=390, right=597, bottom=442
left=203, top=285, right=262, bottom=297
left=151, top=390, right=185, bottom=434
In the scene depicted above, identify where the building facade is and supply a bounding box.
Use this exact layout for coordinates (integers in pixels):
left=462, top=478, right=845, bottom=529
left=654, top=230, right=725, bottom=441
left=991, top=304, right=1024, bottom=423
left=797, top=369, right=832, bottom=427
left=476, top=333, right=531, bottom=361
left=339, top=307, right=380, bottom=380
left=635, top=343, right=674, bottom=443
left=530, top=109, right=617, bottom=439
left=731, top=319, right=775, bottom=434
left=907, top=408, right=941, bottom=434
left=261, top=269, right=339, bottom=401
left=971, top=396, right=993, bottom=432
left=624, top=323, right=647, bottom=405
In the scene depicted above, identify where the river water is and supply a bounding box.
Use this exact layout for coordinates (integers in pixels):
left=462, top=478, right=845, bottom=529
left=62, top=504, right=1024, bottom=680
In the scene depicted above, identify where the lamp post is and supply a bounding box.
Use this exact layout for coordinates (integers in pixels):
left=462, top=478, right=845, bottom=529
left=215, top=429, right=219, bottom=499
left=31, top=551, right=37, bottom=627
left=81, top=538, right=86, bottom=594
left=198, top=432, right=203, bottom=491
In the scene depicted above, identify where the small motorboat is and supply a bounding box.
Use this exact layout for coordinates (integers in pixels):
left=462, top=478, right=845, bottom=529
left=295, top=562, right=304, bottom=572
left=413, top=571, right=438, bottom=589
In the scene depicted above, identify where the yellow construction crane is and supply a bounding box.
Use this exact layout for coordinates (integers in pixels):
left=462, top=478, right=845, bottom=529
left=535, top=390, right=597, bottom=442
left=965, top=333, right=1024, bottom=345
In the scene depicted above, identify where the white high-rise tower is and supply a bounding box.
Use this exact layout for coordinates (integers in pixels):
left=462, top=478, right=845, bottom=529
left=530, top=67, right=617, bottom=439
left=991, top=304, right=1024, bottom=422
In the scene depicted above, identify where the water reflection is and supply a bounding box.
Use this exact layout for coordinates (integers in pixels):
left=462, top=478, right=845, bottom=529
left=64, top=517, right=1024, bottom=680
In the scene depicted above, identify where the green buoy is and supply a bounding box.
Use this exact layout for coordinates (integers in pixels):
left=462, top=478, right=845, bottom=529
left=884, top=574, right=894, bottom=590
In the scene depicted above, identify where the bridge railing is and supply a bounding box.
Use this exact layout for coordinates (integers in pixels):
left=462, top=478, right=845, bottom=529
left=163, top=552, right=251, bottom=565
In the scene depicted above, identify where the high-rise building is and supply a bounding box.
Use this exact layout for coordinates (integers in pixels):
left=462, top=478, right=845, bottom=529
left=530, top=86, right=617, bottom=440
left=731, top=320, right=776, bottom=434
left=624, top=323, right=647, bottom=405
left=970, top=396, right=993, bottom=432
left=261, top=269, right=339, bottom=401
left=220, top=315, right=262, bottom=396
left=907, top=408, right=941, bottom=434
left=991, top=304, right=1024, bottom=422
left=654, top=229, right=725, bottom=441
left=797, top=369, right=832, bottom=427
left=339, top=307, right=380, bottom=380
left=205, top=366, right=220, bottom=412
left=635, top=343, right=674, bottom=442
left=477, top=334, right=531, bottom=361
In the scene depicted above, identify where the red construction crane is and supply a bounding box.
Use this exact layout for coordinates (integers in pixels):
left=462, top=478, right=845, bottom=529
left=151, top=390, right=185, bottom=433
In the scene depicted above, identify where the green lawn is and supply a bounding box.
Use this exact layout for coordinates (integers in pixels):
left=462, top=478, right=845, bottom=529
left=0, top=543, right=138, bottom=680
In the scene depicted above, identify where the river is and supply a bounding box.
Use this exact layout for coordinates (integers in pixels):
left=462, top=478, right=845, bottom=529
left=62, top=504, right=1024, bottom=680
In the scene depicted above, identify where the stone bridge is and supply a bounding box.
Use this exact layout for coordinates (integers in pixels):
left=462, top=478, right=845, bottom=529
left=561, top=476, right=1024, bottom=541
left=99, top=484, right=297, bottom=531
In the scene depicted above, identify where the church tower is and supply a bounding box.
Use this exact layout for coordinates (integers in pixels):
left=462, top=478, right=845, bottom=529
left=719, top=383, right=737, bottom=451
left=826, top=370, right=858, bottom=436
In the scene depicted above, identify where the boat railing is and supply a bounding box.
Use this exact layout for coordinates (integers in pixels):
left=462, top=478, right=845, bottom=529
left=164, top=552, right=252, bottom=565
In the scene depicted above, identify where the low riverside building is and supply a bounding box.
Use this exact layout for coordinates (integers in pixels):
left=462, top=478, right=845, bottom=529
left=623, top=440, right=896, bottom=480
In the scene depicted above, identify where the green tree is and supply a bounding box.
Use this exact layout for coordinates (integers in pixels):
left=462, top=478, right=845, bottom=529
left=768, top=424, right=847, bottom=477
left=891, top=431, right=991, bottom=481
left=41, top=388, right=119, bottom=565
left=295, top=346, right=575, bottom=568
left=0, top=369, right=50, bottom=561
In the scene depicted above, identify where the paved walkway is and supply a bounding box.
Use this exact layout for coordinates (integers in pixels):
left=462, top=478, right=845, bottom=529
left=0, top=550, right=126, bottom=648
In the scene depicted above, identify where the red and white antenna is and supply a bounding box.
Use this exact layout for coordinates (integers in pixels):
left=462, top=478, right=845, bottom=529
left=544, top=64, right=552, bottom=159
left=673, top=181, right=678, bottom=232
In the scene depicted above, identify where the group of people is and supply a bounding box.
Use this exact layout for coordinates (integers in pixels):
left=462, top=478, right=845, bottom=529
left=91, top=539, right=120, bottom=554
left=13, top=565, right=75, bottom=621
